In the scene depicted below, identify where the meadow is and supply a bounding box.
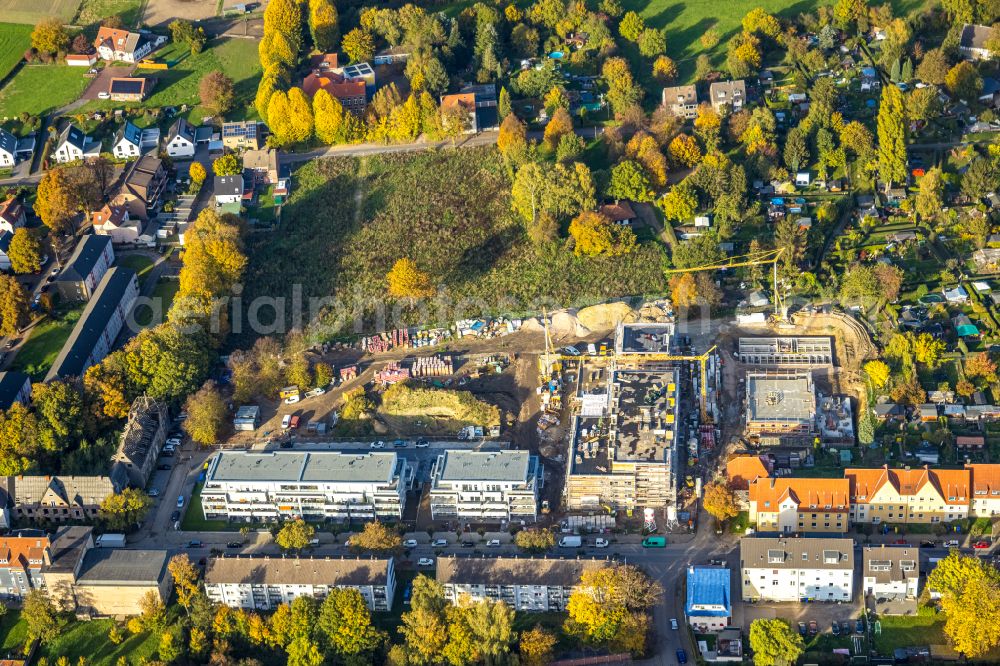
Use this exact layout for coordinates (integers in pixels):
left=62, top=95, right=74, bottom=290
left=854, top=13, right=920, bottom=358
left=0, top=23, right=31, bottom=83
left=0, top=64, right=89, bottom=117
left=238, top=147, right=668, bottom=345
left=0, top=0, right=80, bottom=24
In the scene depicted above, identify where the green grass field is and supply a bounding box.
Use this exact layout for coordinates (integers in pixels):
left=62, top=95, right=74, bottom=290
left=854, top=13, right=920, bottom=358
left=0, top=64, right=89, bottom=117
left=0, top=610, right=27, bottom=654
left=0, top=0, right=81, bottom=24
left=37, top=616, right=160, bottom=666
left=74, top=0, right=143, bottom=28
left=135, top=277, right=179, bottom=327
left=78, top=38, right=262, bottom=123
left=115, top=253, right=155, bottom=286
left=11, top=303, right=85, bottom=380
left=0, top=23, right=31, bottom=83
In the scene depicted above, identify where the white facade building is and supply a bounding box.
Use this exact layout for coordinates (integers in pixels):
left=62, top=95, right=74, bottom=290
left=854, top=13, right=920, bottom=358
left=862, top=545, right=919, bottom=599
left=204, top=556, right=395, bottom=611
left=0, top=130, right=16, bottom=168
left=201, top=451, right=408, bottom=522
left=429, top=450, right=540, bottom=522
left=740, top=537, right=854, bottom=602
left=436, top=557, right=608, bottom=612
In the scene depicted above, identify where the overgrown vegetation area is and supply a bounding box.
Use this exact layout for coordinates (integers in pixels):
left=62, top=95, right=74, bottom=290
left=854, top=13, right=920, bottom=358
left=381, top=381, right=501, bottom=430
left=240, top=148, right=667, bottom=343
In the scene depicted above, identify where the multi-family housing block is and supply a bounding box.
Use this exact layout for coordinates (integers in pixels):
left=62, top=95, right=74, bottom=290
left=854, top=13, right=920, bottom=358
left=862, top=545, right=919, bottom=599
left=740, top=537, right=854, bottom=602
left=846, top=465, right=969, bottom=525
left=201, top=451, right=408, bottom=522
left=205, top=556, right=396, bottom=611
left=748, top=477, right=850, bottom=534
left=429, top=450, right=540, bottom=522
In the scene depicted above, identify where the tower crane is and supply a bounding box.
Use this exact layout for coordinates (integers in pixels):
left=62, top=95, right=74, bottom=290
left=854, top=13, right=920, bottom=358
left=664, top=246, right=788, bottom=319
left=616, top=345, right=718, bottom=422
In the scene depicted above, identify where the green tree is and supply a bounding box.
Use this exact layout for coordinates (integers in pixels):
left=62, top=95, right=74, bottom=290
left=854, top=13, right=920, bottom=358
left=658, top=181, right=697, bottom=223
left=276, top=518, right=316, bottom=551
left=608, top=160, right=652, bottom=202
left=213, top=153, right=242, bottom=176
left=498, top=87, right=512, bottom=120
left=945, top=60, right=982, bottom=101
left=748, top=618, right=804, bottom=666
left=876, top=85, right=906, bottom=189
left=308, top=0, right=339, bottom=52
left=916, top=48, right=950, bottom=85
left=602, top=57, right=643, bottom=113
left=915, top=167, right=944, bottom=221
left=342, top=28, right=375, bottom=63
left=619, top=11, right=645, bottom=41
left=0, top=403, right=40, bottom=476
left=637, top=28, right=666, bottom=57
left=927, top=551, right=1000, bottom=658
left=123, top=324, right=214, bottom=403
left=287, top=636, right=323, bottom=666
left=182, top=382, right=227, bottom=446
left=22, top=590, right=63, bottom=648
left=263, top=0, right=302, bottom=52
left=961, top=158, right=999, bottom=201
left=465, top=599, right=515, bottom=663
left=317, top=588, right=385, bottom=658
left=98, top=488, right=152, bottom=530
left=31, top=379, right=84, bottom=453
left=7, top=228, right=42, bottom=275
left=783, top=127, right=809, bottom=173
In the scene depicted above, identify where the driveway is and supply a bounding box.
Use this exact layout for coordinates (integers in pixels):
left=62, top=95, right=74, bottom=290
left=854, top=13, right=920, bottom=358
left=81, top=65, right=136, bottom=101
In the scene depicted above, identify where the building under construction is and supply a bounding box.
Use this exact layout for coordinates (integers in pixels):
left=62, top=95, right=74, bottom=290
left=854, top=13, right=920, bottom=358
left=737, top=337, right=833, bottom=367
left=565, top=367, right=679, bottom=513
left=745, top=371, right=817, bottom=441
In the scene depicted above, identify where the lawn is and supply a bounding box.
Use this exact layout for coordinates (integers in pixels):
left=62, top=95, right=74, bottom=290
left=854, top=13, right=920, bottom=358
left=624, top=0, right=932, bottom=82
left=77, top=38, right=262, bottom=123
left=135, top=277, right=179, bottom=327
left=11, top=303, right=85, bottom=380
left=0, top=0, right=80, bottom=24
left=116, top=253, right=155, bottom=286
left=872, top=606, right=947, bottom=655
left=0, top=65, right=89, bottom=117
left=0, top=23, right=31, bottom=82
left=0, top=610, right=27, bottom=655
left=237, top=148, right=668, bottom=346
left=181, top=481, right=236, bottom=531
left=41, top=617, right=160, bottom=666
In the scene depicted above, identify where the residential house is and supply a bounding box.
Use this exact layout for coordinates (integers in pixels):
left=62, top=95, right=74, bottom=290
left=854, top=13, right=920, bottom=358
left=341, top=61, right=376, bottom=91
left=709, top=80, right=746, bottom=112
left=440, top=92, right=477, bottom=133
left=374, top=46, right=411, bottom=65
left=0, top=197, right=39, bottom=248
left=53, top=125, right=99, bottom=164
left=45, top=267, right=139, bottom=381
left=685, top=566, right=731, bottom=632
left=662, top=85, right=699, bottom=119
left=0, top=232, right=11, bottom=271
left=221, top=121, right=263, bottom=151
left=53, top=235, right=114, bottom=302
left=748, top=477, right=851, bottom=533
left=214, top=175, right=244, bottom=205
left=110, top=397, right=168, bottom=488
left=960, top=24, right=994, bottom=60
left=164, top=118, right=196, bottom=158
left=862, top=545, right=919, bottom=600
left=0, top=129, right=15, bottom=168
left=456, top=83, right=498, bottom=131
left=726, top=454, right=773, bottom=507
left=205, top=556, right=396, bottom=611
left=598, top=200, right=637, bottom=225
left=0, top=535, right=50, bottom=600
left=0, top=469, right=127, bottom=524
left=113, top=154, right=167, bottom=220
left=740, top=537, right=855, bottom=602
left=308, top=52, right=339, bottom=70
left=108, top=77, right=153, bottom=102
left=0, top=371, right=31, bottom=411
left=956, top=435, right=985, bottom=450
left=436, top=556, right=609, bottom=612
left=428, top=450, right=540, bottom=522
left=845, top=465, right=970, bottom=525
left=966, top=464, right=1000, bottom=518
left=243, top=149, right=280, bottom=184
left=91, top=203, right=149, bottom=245
left=302, top=70, right=368, bottom=115
left=112, top=121, right=143, bottom=160
left=200, top=451, right=408, bottom=522
left=92, top=27, right=162, bottom=63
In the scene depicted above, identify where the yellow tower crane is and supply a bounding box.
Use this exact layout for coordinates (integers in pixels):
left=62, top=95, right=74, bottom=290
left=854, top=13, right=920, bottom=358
left=664, top=247, right=787, bottom=318
left=616, top=346, right=718, bottom=422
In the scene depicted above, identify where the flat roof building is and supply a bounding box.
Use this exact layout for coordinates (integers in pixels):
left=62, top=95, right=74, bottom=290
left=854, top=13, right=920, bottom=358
left=73, top=548, right=171, bottom=616
left=202, top=451, right=408, bottom=522
left=614, top=322, right=675, bottom=355
left=436, top=556, right=609, bottom=612
left=746, top=371, right=817, bottom=438
left=205, top=556, right=395, bottom=611
left=429, top=450, right=540, bottom=522
left=737, top=337, right=833, bottom=367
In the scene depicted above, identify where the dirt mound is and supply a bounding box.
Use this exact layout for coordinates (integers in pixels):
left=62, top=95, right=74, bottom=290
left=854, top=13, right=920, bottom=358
left=550, top=310, right=590, bottom=338
left=577, top=302, right=636, bottom=331
left=637, top=299, right=674, bottom=323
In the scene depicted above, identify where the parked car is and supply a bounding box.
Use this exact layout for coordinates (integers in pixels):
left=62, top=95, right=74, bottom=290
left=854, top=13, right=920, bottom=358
left=282, top=415, right=291, bottom=429
left=403, top=539, right=418, bottom=548
left=148, top=488, right=159, bottom=497
left=290, top=415, right=300, bottom=429
left=974, top=540, right=991, bottom=549
left=165, top=438, right=182, bottom=447
left=170, top=510, right=181, bottom=522
left=808, top=620, right=818, bottom=635
left=832, top=622, right=840, bottom=636
left=486, top=539, right=501, bottom=547
left=227, top=541, right=242, bottom=549
left=676, top=649, right=687, bottom=664
left=594, top=538, right=609, bottom=548
left=856, top=619, right=865, bottom=634
left=461, top=541, right=475, bottom=547
left=284, top=394, right=300, bottom=404
left=157, top=464, right=171, bottom=471
left=417, top=558, right=434, bottom=566
left=841, top=621, right=851, bottom=635
left=798, top=622, right=807, bottom=636
left=670, top=618, right=679, bottom=630
left=920, top=540, right=936, bottom=548
left=176, top=496, right=185, bottom=508
left=370, top=441, right=385, bottom=449
left=415, top=438, right=429, bottom=448
left=944, top=540, right=961, bottom=547
left=97, top=91, right=110, bottom=99
left=187, top=540, right=203, bottom=548
left=432, top=539, right=448, bottom=547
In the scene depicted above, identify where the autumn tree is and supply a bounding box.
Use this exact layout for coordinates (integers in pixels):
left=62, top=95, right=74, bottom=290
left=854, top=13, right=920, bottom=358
left=31, top=18, right=69, bottom=54
left=167, top=554, right=201, bottom=613
left=317, top=588, right=385, bottom=660
left=386, top=258, right=435, bottom=299
left=0, top=275, right=29, bottom=338
left=308, top=0, right=339, bottom=52
left=34, top=168, right=78, bottom=233
left=694, top=104, right=722, bottom=148
left=276, top=518, right=315, bottom=551
left=255, top=63, right=286, bottom=119
left=965, top=353, right=997, bottom=382
left=668, top=134, right=702, bottom=167
left=347, top=520, right=402, bottom=553
left=213, top=153, right=241, bottom=176
left=520, top=625, right=558, bottom=666
left=313, top=89, right=346, bottom=145
left=915, top=167, right=944, bottom=221
left=182, top=382, right=227, bottom=446
left=497, top=113, right=529, bottom=168
left=602, top=57, right=643, bottom=113
left=876, top=85, right=907, bottom=189
left=703, top=480, right=740, bottom=522
left=189, top=161, right=207, bottom=186
left=913, top=332, right=945, bottom=367
left=652, top=55, right=678, bottom=83
left=514, top=528, right=555, bottom=553
left=286, top=87, right=315, bottom=144
left=569, top=211, right=636, bottom=256
left=565, top=565, right=661, bottom=655
left=543, top=108, right=573, bottom=152
left=22, top=590, right=63, bottom=646
left=199, top=71, right=236, bottom=115
left=619, top=11, right=644, bottom=41
left=8, top=228, right=42, bottom=274
left=927, top=551, right=1000, bottom=658
left=945, top=61, right=982, bottom=102
left=626, top=133, right=668, bottom=187
left=98, top=488, right=152, bottom=530
left=658, top=181, right=697, bottom=223
left=748, top=618, right=804, bottom=666
left=864, top=360, right=891, bottom=388
left=263, top=0, right=302, bottom=52
left=342, top=28, right=375, bottom=63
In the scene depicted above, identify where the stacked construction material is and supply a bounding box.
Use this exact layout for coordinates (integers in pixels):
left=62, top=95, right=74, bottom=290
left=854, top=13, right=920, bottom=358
left=376, top=362, right=410, bottom=385
left=411, top=355, right=453, bottom=377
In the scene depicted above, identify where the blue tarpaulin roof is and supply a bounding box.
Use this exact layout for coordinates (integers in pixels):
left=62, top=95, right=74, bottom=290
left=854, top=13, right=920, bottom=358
left=685, top=566, right=731, bottom=618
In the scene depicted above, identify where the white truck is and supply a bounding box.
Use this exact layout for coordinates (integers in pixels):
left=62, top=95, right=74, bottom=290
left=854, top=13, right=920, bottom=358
left=558, top=536, right=582, bottom=548
left=95, top=533, right=126, bottom=548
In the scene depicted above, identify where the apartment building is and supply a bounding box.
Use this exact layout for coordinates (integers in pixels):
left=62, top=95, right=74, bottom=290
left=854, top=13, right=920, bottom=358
left=862, top=545, right=919, bottom=599
left=661, top=85, right=699, bottom=119
left=740, top=537, right=854, bottom=602
left=748, top=477, right=850, bottom=533
left=436, top=557, right=609, bottom=612
left=204, top=556, right=395, bottom=611
left=737, top=337, right=833, bottom=367
left=0, top=536, right=50, bottom=600
left=201, top=451, right=408, bottom=522
left=0, top=467, right=128, bottom=525
left=726, top=454, right=772, bottom=508
left=966, top=464, right=1000, bottom=517
left=708, top=80, right=746, bottom=113
left=429, top=450, right=540, bottom=522
left=53, top=235, right=114, bottom=302
left=845, top=465, right=970, bottom=525
left=745, top=371, right=817, bottom=438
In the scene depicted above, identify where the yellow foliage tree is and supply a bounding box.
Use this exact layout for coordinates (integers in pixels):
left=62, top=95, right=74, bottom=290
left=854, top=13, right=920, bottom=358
left=543, top=107, right=574, bottom=152
left=568, top=211, right=636, bottom=256
left=863, top=360, right=891, bottom=388
left=625, top=133, right=667, bottom=187
left=668, top=134, right=702, bottom=167
left=286, top=87, right=314, bottom=144
left=386, top=258, right=435, bottom=299
left=652, top=55, right=678, bottom=83
left=702, top=480, right=740, bottom=522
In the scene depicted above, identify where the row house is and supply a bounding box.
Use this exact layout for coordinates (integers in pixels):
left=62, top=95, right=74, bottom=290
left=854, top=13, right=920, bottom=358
left=846, top=465, right=969, bottom=525
left=748, top=477, right=850, bottom=534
